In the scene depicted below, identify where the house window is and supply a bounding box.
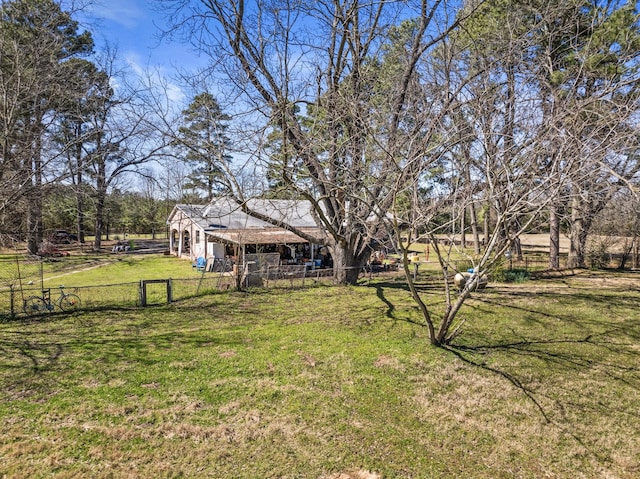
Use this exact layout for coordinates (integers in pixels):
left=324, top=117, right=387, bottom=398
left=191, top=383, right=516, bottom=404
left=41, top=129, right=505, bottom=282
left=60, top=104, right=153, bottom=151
left=196, top=231, right=200, bottom=244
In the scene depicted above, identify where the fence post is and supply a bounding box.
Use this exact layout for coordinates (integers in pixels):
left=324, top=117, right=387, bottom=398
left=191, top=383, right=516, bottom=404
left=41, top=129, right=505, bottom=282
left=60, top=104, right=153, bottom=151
left=140, top=279, right=171, bottom=307
left=10, top=284, right=15, bottom=318
left=139, top=280, right=146, bottom=307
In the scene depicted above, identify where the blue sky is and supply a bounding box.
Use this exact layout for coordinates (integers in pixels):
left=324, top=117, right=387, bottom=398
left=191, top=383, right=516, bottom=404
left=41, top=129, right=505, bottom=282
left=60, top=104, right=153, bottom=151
left=81, top=0, right=206, bottom=89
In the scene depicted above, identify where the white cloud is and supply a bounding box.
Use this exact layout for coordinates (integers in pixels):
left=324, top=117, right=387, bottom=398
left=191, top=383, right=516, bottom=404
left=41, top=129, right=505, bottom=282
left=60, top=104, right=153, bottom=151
left=166, top=81, right=186, bottom=104
left=89, top=0, right=146, bottom=30
left=122, top=52, right=187, bottom=106
left=124, top=51, right=146, bottom=76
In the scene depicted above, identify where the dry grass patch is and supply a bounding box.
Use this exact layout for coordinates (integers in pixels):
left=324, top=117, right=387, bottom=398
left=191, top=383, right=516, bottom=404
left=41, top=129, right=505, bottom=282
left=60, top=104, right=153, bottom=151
left=321, top=471, right=382, bottom=479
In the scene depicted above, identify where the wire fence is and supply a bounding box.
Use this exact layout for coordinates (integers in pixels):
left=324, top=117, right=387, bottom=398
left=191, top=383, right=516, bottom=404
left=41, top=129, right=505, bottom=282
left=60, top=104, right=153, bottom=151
left=0, top=250, right=613, bottom=320
left=0, top=257, right=337, bottom=320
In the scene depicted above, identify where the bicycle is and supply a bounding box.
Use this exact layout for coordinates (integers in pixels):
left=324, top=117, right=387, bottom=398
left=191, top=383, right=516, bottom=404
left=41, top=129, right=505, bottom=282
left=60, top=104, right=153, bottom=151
left=23, top=286, right=81, bottom=315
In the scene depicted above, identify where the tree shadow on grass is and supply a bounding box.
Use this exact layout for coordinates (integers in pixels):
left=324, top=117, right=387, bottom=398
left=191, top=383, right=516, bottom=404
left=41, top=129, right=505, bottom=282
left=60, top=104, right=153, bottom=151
left=457, top=283, right=640, bottom=391
left=442, top=340, right=611, bottom=465
left=368, top=274, right=450, bottom=317
left=0, top=305, right=248, bottom=399
left=371, top=275, right=640, bottom=469
left=468, top=288, right=640, bottom=341
left=443, top=297, right=640, bottom=468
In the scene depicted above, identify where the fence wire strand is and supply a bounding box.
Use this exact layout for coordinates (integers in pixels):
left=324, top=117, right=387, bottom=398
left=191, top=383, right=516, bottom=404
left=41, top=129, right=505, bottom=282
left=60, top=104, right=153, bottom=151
left=0, top=257, right=337, bottom=319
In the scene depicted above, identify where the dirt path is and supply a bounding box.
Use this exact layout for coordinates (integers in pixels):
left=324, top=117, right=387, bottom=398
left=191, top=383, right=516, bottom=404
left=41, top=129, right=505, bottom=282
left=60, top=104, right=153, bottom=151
left=43, top=261, right=114, bottom=283
left=40, top=240, right=168, bottom=283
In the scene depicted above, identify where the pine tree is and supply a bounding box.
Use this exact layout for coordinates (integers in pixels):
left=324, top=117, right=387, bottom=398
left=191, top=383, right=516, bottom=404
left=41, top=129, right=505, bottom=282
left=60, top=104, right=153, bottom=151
left=176, top=92, right=232, bottom=201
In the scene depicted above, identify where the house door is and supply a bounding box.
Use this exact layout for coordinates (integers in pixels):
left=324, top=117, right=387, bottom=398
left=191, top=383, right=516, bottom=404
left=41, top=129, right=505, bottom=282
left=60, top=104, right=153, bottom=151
left=171, top=230, right=179, bottom=252
left=183, top=231, right=191, bottom=254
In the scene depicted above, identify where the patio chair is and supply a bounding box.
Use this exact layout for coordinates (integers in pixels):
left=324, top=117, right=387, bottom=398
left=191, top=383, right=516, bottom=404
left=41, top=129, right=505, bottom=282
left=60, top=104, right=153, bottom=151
left=194, top=256, right=207, bottom=272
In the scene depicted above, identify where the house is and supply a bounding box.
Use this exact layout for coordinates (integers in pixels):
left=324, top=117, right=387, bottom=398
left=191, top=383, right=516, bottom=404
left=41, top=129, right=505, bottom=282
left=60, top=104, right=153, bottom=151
left=166, top=197, right=325, bottom=267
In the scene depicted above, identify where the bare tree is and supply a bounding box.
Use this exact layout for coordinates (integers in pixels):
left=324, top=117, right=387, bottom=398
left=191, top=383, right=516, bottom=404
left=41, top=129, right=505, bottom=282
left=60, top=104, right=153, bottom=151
left=81, top=49, right=169, bottom=251
left=156, top=0, right=636, bottom=346
left=377, top=7, right=577, bottom=345
left=527, top=0, right=640, bottom=269
left=0, top=0, right=93, bottom=250
left=388, top=0, right=639, bottom=345
left=53, top=58, right=111, bottom=244
left=161, top=0, right=483, bottom=285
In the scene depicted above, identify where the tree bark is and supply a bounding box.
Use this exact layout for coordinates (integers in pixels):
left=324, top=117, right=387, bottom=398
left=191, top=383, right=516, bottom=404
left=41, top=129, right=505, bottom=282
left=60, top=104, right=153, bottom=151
left=567, top=196, right=588, bottom=268
left=549, top=203, right=560, bottom=269
left=469, top=202, right=481, bottom=255
left=330, top=241, right=369, bottom=286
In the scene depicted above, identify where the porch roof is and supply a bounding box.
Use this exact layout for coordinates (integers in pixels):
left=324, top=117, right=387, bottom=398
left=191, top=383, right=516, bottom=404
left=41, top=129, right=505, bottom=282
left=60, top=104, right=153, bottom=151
left=205, top=227, right=318, bottom=246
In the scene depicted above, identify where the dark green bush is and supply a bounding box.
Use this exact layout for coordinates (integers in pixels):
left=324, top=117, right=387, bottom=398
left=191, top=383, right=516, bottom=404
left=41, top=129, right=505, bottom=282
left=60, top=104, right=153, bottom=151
left=501, top=268, right=531, bottom=283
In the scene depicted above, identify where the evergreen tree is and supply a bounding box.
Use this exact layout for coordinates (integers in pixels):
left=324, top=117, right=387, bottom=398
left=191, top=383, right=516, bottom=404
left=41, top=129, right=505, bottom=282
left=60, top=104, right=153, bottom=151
left=175, top=92, right=232, bottom=201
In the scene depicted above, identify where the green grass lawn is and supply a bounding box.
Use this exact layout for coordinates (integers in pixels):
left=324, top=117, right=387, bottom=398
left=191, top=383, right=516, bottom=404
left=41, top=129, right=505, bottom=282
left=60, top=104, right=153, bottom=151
left=39, top=254, right=198, bottom=287
left=1, top=254, right=206, bottom=315
left=1, top=270, right=639, bottom=478
left=2, top=251, right=194, bottom=287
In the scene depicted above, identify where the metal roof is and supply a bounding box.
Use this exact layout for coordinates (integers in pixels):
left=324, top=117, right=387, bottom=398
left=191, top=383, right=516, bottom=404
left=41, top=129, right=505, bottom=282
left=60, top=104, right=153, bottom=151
left=205, top=227, right=320, bottom=245
left=170, top=197, right=323, bottom=246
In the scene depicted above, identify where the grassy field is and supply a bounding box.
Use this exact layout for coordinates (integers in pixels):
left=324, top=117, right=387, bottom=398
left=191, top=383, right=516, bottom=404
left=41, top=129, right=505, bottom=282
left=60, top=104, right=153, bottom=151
left=0, top=253, right=213, bottom=316
left=1, top=268, right=639, bottom=478
left=38, top=254, right=197, bottom=287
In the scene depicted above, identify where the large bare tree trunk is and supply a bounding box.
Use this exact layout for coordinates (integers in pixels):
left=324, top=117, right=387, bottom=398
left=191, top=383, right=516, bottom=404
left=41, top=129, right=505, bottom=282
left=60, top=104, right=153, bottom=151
left=330, top=242, right=369, bottom=285
left=568, top=196, right=587, bottom=268
left=549, top=203, right=561, bottom=269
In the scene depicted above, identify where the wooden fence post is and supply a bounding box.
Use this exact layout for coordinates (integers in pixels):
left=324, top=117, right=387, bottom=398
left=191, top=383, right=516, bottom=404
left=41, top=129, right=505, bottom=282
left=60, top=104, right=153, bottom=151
left=139, top=280, right=146, bottom=307
left=140, top=279, right=172, bottom=307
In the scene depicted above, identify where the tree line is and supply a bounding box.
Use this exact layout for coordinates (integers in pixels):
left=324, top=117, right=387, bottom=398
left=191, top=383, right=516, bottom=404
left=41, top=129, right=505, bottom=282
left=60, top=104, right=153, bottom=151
left=0, top=0, right=239, bottom=251
left=0, top=0, right=172, bottom=251
left=42, top=183, right=173, bottom=242
left=1, top=0, right=639, bottom=343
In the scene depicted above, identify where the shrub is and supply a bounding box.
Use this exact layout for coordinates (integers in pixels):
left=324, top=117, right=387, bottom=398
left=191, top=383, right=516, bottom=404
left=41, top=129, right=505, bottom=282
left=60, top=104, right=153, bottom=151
left=586, top=242, right=611, bottom=269
left=501, top=268, right=531, bottom=283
